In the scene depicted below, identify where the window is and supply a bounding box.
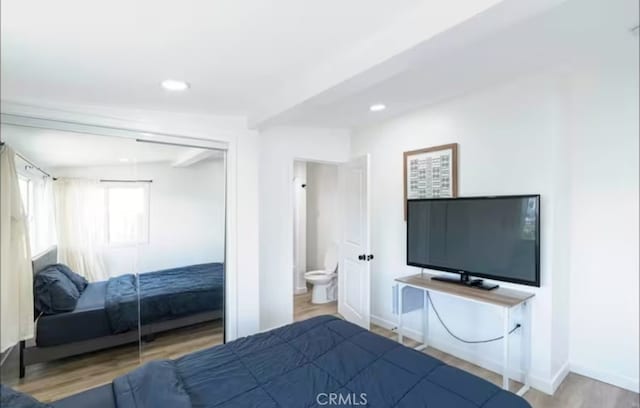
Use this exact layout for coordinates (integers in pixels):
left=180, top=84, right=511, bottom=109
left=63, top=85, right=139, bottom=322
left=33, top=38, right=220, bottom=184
left=105, top=184, right=149, bottom=246
left=18, top=176, right=31, bottom=215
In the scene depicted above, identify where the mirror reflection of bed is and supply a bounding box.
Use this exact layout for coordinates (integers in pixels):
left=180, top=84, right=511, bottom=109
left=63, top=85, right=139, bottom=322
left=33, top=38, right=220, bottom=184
left=0, top=125, right=226, bottom=402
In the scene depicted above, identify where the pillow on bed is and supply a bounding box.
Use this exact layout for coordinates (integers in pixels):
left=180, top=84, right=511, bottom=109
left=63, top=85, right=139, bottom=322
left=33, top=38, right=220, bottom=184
left=52, top=263, right=88, bottom=293
left=0, top=384, right=52, bottom=408
left=34, top=267, right=80, bottom=314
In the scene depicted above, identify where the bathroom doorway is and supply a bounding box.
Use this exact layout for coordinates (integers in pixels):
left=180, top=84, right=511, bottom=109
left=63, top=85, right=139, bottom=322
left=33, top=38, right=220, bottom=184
left=292, top=160, right=340, bottom=321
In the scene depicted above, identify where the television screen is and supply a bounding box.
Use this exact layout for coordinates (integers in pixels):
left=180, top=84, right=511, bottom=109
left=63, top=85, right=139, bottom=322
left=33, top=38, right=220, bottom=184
left=407, top=195, right=540, bottom=286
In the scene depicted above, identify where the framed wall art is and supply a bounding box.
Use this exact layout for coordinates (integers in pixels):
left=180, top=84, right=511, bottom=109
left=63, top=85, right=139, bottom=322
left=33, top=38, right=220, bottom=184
left=403, top=143, right=458, bottom=218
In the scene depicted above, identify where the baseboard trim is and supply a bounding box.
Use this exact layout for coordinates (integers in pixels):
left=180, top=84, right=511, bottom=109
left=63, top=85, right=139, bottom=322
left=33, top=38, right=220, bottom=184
left=550, top=362, right=570, bottom=394
left=371, top=314, right=565, bottom=395
left=294, top=287, right=308, bottom=295
left=0, top=344, right=15, bottom=367
left=570, top=363, right=639, bottom=393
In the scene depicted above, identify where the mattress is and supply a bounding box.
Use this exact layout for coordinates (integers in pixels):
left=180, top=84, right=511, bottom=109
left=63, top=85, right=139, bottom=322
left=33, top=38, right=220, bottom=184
left=35, top=263, right=224, bottom=347
left=102, top=315, right=531, bottom=408
left=36, top=281, right=112, bottom=347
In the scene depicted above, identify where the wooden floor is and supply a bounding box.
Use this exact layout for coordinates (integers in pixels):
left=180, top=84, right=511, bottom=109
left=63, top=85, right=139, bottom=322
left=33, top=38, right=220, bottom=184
left=294, top=289, right=339, bottom=321
left=2, top=294, right=637, bottom=407
left=3, top=321, right=223, bottom=402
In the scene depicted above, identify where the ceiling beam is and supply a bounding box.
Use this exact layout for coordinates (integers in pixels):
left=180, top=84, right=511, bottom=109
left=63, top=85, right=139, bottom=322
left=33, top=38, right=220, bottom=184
left=249, top=0, right=568, bottom=129
left=171, top=148, right=219, bottom=167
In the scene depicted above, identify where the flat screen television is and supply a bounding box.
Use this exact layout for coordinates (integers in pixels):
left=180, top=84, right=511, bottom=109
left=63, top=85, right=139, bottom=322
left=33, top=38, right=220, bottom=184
left=407, top=195, right=540, bottom=287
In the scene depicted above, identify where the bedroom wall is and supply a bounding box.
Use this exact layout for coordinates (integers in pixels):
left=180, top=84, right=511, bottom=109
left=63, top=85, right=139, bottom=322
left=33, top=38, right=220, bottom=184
left=567, top=60, right=639, bottom=392
left=259, top=126, right=350, bottom=331
left=352, top=51, right=639, bottom=394
left=53, top=159, right=226, bottom=276
left=306, top=162, right=339, bottom=271
left=351, top=73, right=571, bottom=394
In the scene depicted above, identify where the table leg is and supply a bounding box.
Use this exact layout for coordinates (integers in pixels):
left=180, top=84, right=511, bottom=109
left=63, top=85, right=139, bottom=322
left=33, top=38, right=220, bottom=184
left=517, top=301, right=532, bottom=396
left=503, top=306, right=511, bottom=390
left=423, top=290, right=429, bottom=348
left=397, top=283, right=403, bottom=344
left=414, top=289, right=429, bottom=351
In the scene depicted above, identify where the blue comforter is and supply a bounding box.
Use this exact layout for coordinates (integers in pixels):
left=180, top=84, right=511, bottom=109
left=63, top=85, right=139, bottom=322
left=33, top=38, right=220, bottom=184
left=105, top=263, right=223, bottom=333
left=112, top=315, right=530, bottom=407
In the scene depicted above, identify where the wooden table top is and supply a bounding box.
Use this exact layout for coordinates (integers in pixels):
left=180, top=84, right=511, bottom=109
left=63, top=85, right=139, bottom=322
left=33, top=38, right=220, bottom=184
left=395, top=273, right=535, bottom=307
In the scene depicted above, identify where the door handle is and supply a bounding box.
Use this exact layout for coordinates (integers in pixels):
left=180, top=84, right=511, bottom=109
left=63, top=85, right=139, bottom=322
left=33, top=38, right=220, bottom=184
left=358, top=254, right=366, bottom=261
left=366, top=254, right=374, bottom=261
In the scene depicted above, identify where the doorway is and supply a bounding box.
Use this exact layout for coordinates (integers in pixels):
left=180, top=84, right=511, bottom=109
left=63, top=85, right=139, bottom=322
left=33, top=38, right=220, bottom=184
left=292, top=160, right=340, bottom=321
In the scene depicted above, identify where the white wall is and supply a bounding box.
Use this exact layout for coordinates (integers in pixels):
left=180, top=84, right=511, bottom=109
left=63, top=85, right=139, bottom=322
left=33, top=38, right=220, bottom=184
left=352, top=55, right=639, bottom=393
left=53, top=159, right=226, bottom=277
left=293, top=161, right=307, bottom=294
left=567, top=61, right=639, bottom=392
left=259, top=126, right=350, bottom=330
left=234, top=128, right=261, bottom=338
left=352, top=73, right=572, bottom=394
left=306, top=162, right=339, bottom=271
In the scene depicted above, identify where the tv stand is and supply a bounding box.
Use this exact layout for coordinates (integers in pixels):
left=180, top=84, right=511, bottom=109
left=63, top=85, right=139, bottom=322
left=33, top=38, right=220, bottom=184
left=395, top=273, right=535, bottom=396
left=430, top=272, right=499, bottom=291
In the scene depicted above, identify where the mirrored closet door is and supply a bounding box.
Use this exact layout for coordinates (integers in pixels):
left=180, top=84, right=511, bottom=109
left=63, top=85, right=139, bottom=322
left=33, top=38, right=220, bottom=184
left=0, top=121, right=226, bottom=403
left=130, top=140, right=226, bottom=363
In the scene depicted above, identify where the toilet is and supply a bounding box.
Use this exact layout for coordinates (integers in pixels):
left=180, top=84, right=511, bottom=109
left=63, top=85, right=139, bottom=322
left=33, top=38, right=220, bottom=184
left=304, top=245, right=338, bottom=304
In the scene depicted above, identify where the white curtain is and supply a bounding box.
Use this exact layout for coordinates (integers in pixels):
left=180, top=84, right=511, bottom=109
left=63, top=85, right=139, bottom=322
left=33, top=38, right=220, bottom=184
left=31, top=177, right=57, bottom=254
left=53, top=178, right=108, bottom=282
left=0, top=145, right=34, bottom=353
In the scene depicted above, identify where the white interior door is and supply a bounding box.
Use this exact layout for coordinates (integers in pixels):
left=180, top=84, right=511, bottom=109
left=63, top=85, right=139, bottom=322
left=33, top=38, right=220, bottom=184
left=338, top=155, right=370, bottom=329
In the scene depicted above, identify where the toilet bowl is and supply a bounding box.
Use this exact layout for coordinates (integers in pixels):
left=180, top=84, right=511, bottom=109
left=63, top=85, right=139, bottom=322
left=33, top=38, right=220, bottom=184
left=304, top=245, right=338, bottom=304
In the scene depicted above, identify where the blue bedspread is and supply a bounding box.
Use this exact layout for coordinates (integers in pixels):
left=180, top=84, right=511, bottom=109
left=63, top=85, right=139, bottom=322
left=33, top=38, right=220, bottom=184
left=113, top=315, right=531, bottom=407
left=105, top=263, right=223, bottom=333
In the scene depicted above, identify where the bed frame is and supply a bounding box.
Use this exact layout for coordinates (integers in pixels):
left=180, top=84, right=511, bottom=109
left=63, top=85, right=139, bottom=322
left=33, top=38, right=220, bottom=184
left=19, top=246, right=222, bottom=378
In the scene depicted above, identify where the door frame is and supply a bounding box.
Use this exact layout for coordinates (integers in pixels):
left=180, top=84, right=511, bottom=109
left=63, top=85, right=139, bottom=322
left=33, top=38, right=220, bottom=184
left=292, top=160, right=308, bottom=296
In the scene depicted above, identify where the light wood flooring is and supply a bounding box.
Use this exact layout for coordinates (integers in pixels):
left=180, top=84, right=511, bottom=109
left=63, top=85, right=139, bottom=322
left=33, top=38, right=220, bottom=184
left=294, top=289, right=339, bottom=321
left=1, top=294, right=637, bottom=407
left=1, top=321, right=223, bottom=402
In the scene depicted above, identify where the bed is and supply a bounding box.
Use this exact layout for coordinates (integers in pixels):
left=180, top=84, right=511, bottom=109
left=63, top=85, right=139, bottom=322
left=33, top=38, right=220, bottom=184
left=48, top=315, right=530, bottom=408
left=20, top=246, right=224, bottom=377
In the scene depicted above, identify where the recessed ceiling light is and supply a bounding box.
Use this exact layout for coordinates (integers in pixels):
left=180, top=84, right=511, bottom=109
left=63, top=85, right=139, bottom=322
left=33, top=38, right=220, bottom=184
left=161, top=79, right=190, bottom=91
left=370, top=104, right=386, bottom=112
left=119, top=158, right=130, bottom=163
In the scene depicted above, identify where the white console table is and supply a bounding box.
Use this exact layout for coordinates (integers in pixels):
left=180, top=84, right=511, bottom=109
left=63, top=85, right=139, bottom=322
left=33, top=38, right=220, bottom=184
left=395, top=273, right=534, bottom=396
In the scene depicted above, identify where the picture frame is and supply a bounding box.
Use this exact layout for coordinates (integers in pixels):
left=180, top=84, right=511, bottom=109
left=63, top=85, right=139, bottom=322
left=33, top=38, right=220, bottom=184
left=403, top=143, right=458, bottom=219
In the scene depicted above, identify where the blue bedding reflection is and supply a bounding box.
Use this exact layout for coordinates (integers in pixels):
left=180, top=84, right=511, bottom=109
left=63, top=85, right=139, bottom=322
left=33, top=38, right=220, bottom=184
left=105, top=263, right=224, bottom=333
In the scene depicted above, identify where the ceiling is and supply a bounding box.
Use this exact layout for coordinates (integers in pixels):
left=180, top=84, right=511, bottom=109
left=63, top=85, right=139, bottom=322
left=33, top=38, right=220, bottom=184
left=265, top=0, right=640, bottom=128
left=0, top=0, right=425, bottom=117
left=1, top=0, right=635, bottom=129
left=1, top=124, right=223, bottom=169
